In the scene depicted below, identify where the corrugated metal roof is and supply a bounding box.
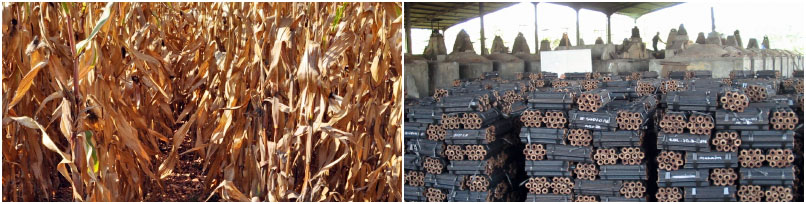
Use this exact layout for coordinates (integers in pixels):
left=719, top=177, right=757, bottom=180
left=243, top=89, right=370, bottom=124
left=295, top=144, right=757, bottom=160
left=551, top=2, right=683, bottom=19
left=407, top=2, right=683, bottom=30
left=406, top=2, right=518, bottom=30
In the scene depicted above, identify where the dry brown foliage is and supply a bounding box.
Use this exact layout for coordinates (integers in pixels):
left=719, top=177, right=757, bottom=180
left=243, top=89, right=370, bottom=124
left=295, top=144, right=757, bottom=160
left=2, top=2, right=402, bottom=201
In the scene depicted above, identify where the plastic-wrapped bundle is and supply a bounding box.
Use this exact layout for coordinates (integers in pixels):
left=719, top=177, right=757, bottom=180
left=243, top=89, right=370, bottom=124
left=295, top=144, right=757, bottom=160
left=591, top=130, right=643, bottom=147
left=793, top=70, right=804, bottom=78
left=406, top=139, right=445, bottom=157
left=730, top=70, right=754, bottom=79
left=437, top=91, right=496, bottom=113
left=424, top=173, right=464, bottom=189
left=574, top=180, right=622, bottom=196
left=568, top=109, right=618, bottom=131
left=657, top=133, right=710, bottom=152
left=642, top=71, right=660, bottom=79
left=524, top=160, right=572, bottom=177
left=405, top=154, right=422, bottom=170
left=686, top=78, right=721, bottom=89
left=444, top=119, right=512, bottom=145
left=406, top=103, right=444, bottom=123
left=404, top=186, right=426, bottom=201
left=662, top=90, right=719, bottom=112
left=683, top=152, right=738, bottom=168
left=714, top=108, right=770, bottom=130
left=755, top=70, right=781, bottom=79
left=449, top=190, right=490, bottom=202
left=545, top=144, right=593, bottom=163
left=740, top=130, right=795, bottom=149
left=739, top=167, right=796, bottom=186
left=657, top=169, right=710, bottom=187
left=683, top=186, right=737, bottom=202
left=404, top=122, right=429, bottom=139
left=526, top=92, right=575, bottom=110
left=598, top=164, right=648, bottom=180
left=565, top=72, right=592, bottom=80
left=519, top=127, right=566, bottom=144
left=600, top=196, right=646, bottom=202
left=525, top=194, right=572, bottom=202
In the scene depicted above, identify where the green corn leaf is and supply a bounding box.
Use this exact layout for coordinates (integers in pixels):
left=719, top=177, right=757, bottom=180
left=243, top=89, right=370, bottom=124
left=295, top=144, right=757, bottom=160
left=331, top=4, right=344, bottom=31
left=60, top=2, right=70, bottom=15
left=76, top=2, right=115, bottom=55
left=25, top=3, right=31, bottom=18
left=84, top=130, right=99, bottom=173
left=323, top=3, right=347, bottom=47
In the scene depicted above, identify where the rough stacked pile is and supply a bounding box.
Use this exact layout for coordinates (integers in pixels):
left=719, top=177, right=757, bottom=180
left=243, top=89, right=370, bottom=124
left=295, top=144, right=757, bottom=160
left=522, top=72, right=658, bottom=202
left=406, top=69, right=804, bottom=202
left=405, top=72, right=528, bottom=202
left=521, top=74, right=580, bottom=202
left=405, top=98, right=444, bottom=202
left=655, top=69, right=803, bottom=202
left=656, top=74, right=736, bottom=201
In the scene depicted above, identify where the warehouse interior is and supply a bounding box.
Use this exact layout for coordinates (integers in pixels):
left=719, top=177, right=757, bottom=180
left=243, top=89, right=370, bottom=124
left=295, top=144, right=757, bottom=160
left=403, top=1, right=804, bottom=202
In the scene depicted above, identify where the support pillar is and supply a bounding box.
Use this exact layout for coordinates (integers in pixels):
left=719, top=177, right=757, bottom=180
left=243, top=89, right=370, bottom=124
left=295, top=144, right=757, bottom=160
left=405, top=3, right=412, bottom=54
left=710, top=7, right=715, bottom=32
left=479, top=2, right=487, bottom=55
left=533, top=2, right=539, bottom=54
left=606, top=13, right=612, bottom=44
left=575, top=7, right=580, bottom=46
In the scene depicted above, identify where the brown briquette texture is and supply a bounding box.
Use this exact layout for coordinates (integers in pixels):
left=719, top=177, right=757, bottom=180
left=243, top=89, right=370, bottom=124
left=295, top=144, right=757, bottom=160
left=739, top=149, right=766, bottom=168
left=765, top=186, right=793, bottom=202
left=657, top=151, right=683, bottom=171
left=656, top=187, right=682, bottom=202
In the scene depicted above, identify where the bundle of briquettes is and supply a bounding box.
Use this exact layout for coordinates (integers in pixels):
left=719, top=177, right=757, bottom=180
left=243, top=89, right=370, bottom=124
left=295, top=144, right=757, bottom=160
left=655, top=70, right=803, bottom=202
left=407, top=69, right=804, bottom=202
left=521, top=71, right=657, bottom=202
left=2, top=2, right=402, bottom=202
left=476, top=69, right=657, bottom=202
left=405, top=71, right=528, bottom=202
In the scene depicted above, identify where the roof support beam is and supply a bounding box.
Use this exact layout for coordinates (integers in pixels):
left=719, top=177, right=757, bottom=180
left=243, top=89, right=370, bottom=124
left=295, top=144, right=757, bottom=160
left=407, top=14, right=464, bottom=21
left=405, top=4, right=412, bottom=54
left=409, top=7, right=478, bottom=16
left=607, top=13, right=612, bottom=44
left=417, top=2, right=476, bottom=11
left=534, top=2, right=539, bottom=54
left=480, top=2, right=487, bottom=55
left=575, top=7, right=581, bottom=46
left=710, top=7, right=716, bottom=32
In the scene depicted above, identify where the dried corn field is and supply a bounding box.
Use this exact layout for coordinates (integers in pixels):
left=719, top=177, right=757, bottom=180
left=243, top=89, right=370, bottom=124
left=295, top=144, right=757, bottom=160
left=2, top=2, right=402, bottom=202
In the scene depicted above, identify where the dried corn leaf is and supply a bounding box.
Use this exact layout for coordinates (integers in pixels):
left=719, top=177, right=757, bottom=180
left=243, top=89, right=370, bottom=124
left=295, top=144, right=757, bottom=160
left=8, top=54, right=48, bottom=109
left=3, top=2, right=401, bottom=202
